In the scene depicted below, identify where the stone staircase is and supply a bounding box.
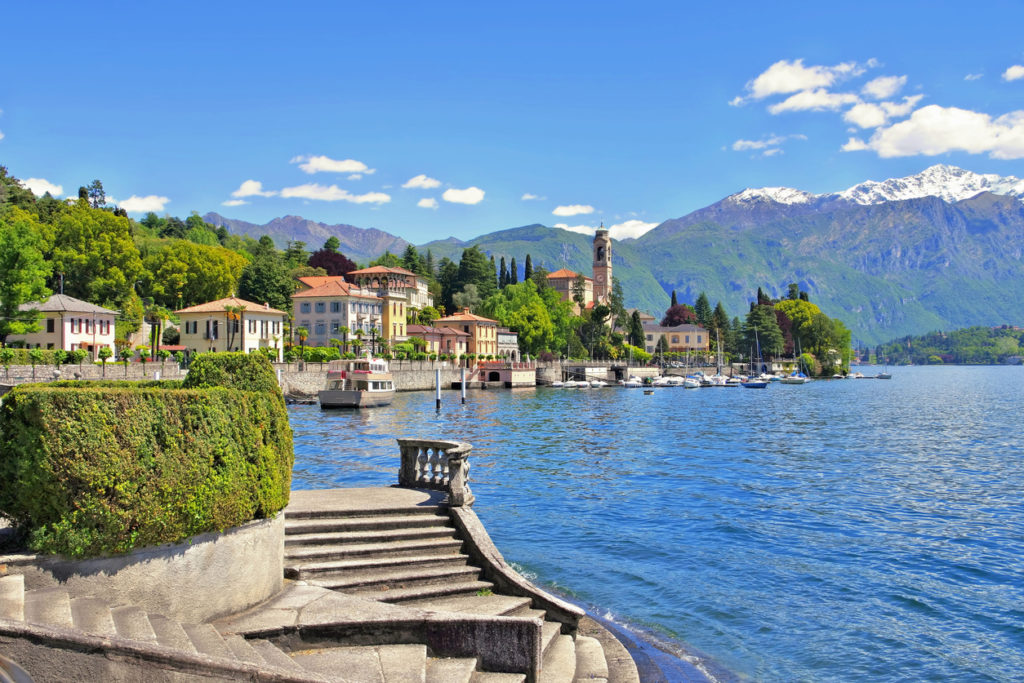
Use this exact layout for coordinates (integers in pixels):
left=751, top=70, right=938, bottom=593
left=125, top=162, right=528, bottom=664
left=0, top=573, right=456, bottom=682
left=282, top=491, right=632, bottom=683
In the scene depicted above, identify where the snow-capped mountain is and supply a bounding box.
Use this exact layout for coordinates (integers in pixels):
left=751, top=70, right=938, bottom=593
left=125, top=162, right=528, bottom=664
left=728, top=164, right=1024, bottom=207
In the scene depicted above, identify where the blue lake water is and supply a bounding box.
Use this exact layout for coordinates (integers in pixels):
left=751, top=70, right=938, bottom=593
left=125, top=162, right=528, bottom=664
left=288, top=365, right=1024, bottom=681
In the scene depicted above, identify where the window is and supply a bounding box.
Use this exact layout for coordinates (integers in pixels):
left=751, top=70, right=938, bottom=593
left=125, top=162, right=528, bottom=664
left=315, top=302, right=325, bottom=313
left=330, top=321, right=340, bottom=334
left=697, top=335, right=702, bottom=343
left=315, top=322, right=326, bottom=336
left=646, top=334, right=653, bottom=341
left=273, top=321, right=280, bottom=334
left=249, top=319, right=257, bottom=333
left=330, top=302, right=340, bottom=313
left=300, top=303, right=311, bottom=313
left=85, top=319, right=93, bottom=334
left=46, top=319, right=55, bottom=333
left=101, top=320, right=110, bottom=335
left=685, top=335, right=690, bottom=344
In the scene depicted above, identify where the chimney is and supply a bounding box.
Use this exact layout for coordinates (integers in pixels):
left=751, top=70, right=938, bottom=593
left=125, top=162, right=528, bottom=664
left=462, top=307, right=471, bottom=314
left=264, top=302, right=270, bottom=309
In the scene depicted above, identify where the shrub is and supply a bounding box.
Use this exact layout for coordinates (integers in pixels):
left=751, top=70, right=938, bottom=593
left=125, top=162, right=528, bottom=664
left=0, top=380, right=292, bottom=558
left=183, top=352, right=280, bottom=395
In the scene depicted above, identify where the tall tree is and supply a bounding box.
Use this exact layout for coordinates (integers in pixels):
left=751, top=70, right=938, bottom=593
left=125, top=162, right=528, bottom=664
left=308, top=248, right=356, bottom=277
left=524, top=254, right=533, bottom=281
left=509, top=257, right=518, bottom=284
left=670, top=290, right=678, bottom=307
left=571, top=273, right=587, bottom=306
left=0, top=208, right=52, bottom=345
left=661, top=304, right=696, bottom=327
left=424, top=249, right=435, bottom=277
left=238, top=251, right=293, bottom=310
left=283, top=241, right=308, bottom=268
left=609, top=277, right=627, bottom=330
left=499, top=256, right=508, bottom=288
left=694, top=292, right=712, bottom=329
left=86, top=180, right=106, bottom=209
left=743, top=305, right=784, bottom=359
left=402, top=244, right=423, bottom=274
left=324, top=236, right=341, bottom=253
left=457, top=246, right=497, bottom=300
left=142, top=239, right=247, bottom=309
left=628, top=310, right=645, bottom=347
left=437, top=257, right=459, bottom=314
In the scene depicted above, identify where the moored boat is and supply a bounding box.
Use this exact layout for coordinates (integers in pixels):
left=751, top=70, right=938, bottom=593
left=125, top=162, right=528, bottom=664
left=319, top=354, right=395, bottom=409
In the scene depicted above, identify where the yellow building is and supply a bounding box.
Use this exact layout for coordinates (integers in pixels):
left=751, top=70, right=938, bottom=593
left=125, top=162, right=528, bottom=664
left=346, top=266, right=413, bottom=343
left=434, top=308, right=499, bottom=357
left=176, top=296, right=288, bottom=360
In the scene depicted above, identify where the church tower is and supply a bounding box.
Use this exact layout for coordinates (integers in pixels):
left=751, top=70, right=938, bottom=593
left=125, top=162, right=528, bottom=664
left=592, top=225, right=612, bottom=304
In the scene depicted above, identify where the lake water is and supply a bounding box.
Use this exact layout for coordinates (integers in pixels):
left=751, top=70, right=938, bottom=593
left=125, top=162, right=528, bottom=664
left=288, top=365, right=1024, bottom=682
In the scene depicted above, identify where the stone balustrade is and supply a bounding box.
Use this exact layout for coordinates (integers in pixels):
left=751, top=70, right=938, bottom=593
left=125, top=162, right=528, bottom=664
left=397, top=438, right=475, bottom=506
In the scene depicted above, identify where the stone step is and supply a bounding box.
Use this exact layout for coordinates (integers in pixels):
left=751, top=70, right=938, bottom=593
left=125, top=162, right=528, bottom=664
left=539, top=635, right=576, bottom=683
left=182, top=622, right=233, bottom=659
left=250, top=638, right=307, bottom=673
left=285, top=538, right=464, bottom=563
left=354, top=580, right=496, bottom=604
left=111, top=605, right=158, bottom=643
left=290, top=551, right=469, bottom=578
left=541, top=621, right=561, bottom=655
left=224, top=633, right=266, bottom=666
left=69, top=597, right=117, bottom=637
left=401, top=593, right=533, bottom=618
left=307, top=564, right=482, bottom=593
left=470, top=673, right=526, bottom=683
left=426, top=656, right=478, bottom=683
left=23, top=587, right=73, bottom=629
left=573, top=635, right=610, bottom=682
left=286, top=513, right=451, bottom=535
left=286, top=505, right=447, bottom=521
left=291, top=643, right=427, bottom=683
left=148, top=613, right=199, bottom=654
left=0, top=574, right=25, bottom=621
left=285, top=526, right=457, bottom=548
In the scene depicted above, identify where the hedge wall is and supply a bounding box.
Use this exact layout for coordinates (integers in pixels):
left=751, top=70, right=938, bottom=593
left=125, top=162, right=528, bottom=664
left=0, top=354, right=292, bottom=558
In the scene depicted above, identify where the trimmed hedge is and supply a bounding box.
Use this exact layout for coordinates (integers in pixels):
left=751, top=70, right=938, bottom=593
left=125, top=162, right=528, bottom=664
left=183, top=352, right=281, bottom=394
left=0, top=354, right=292, bottom=558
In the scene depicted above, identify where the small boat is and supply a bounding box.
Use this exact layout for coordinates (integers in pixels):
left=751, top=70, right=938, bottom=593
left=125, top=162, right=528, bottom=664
left=550, top=381, right=565, bottom=388
left=877, top=372, right=892, bottom=380
left=623, top=377, right=643, bottom=388
left=740, top=379, right=769, bottom=389
left=682, top=377, right=701, bottom=389
left=643, top=389, right=654, bottom=395
left=319, top=354, right=395, bottom=409
left=780, top=372, right=810, bottom=385
left=590, top=380, right=608, bottom=388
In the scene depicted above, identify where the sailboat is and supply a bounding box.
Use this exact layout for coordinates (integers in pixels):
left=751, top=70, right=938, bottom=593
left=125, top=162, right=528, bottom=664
left=741, top=327, right=769, bottom=389
left=781, top=337, right=811, bottom=384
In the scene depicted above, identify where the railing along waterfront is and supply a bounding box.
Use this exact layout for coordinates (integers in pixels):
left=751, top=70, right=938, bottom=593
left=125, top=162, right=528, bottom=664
left=397, top=439, right=474, bottom=506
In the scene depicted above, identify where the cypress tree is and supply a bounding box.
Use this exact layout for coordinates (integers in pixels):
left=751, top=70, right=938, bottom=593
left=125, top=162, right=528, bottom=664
left=671, top=290, right=678, bottom=307
left=499, top=256, right=508, bottom=288
left=510, top=257, right=518, bottom=284
left=524, top=254, right=533, bottom=281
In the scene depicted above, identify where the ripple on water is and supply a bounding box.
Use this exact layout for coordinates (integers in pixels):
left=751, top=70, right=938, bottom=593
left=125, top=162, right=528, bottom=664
left=289, top=366, right=1024, bottom=681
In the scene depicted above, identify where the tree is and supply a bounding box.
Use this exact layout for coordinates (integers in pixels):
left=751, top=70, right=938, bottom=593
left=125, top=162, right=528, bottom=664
left=743, top=305, right=784, bottom=359
left=452, top=283, right=481, bottom=312
left=238, top=251, right=293, bottom=311
left=499, top=256, right=508, bottom=288
left=571, top=274, right=587, bottom=306
left=0, top=208, right=52, bottom=346
left=509, top=257, right=518, bottom=285
left=670, top=290, right=678, bottom=307
left=694, top=292, right=712, bottom=329
left=787, top=283, right=800, bottom=300
left=457, top=246, right=497, bottom=300
left=710, top=302, right=730, bottom=340
left=437, top=258, right=460, bottom=314
left=296, top=327, right=309, bottom=359
left=86, top=180, right=106, bottom=209
left=324, top=236, right=341, bottom=253
left=628, top=311, right=645, bottom=347
left=424, top=249, right=435, bottom=277
left=142, top=239, right=247, bottom=309
left=478, top=280, right=563, bottom=357
left=661, top=304, right=697, bottom=327
left=0, top=166, right=39, bottom=210
left=609, top=277, right=627, bottom=330
left=524, top=254, right=533, bottom=281
left=0, top=347, right=13, bottom=379
left=308, top=248, right=356, bottom=277
left=402, top=244, right=424, bottom=274
left=97, top=346, right=112, bottom=377
left=579, top=304, right=612, bottom=358
left=283, top=241, right=308, bottom=268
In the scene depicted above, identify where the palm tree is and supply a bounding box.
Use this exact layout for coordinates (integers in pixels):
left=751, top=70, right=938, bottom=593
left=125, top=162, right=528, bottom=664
left=296, top=326, right=309, bottom=362
left=338, top=326, right=350, bottom=354
left=353, top=329, right=364, bottom=355
left=224, top=304, right=246, bottom=351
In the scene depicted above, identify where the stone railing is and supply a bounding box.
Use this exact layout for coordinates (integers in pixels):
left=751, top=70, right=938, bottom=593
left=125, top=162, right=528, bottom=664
left=397, top=439, right=474, bottom=506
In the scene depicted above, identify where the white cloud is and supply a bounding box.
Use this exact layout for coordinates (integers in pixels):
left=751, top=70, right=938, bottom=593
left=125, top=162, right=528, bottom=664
left=22, top=177, right=63, bottom=197
left=348, top=174, right=363, bottom=180
left=553, top=223, right=596, bottom=236
left=222, top=199, right=248, bottom=207
left=768, top=89, right=861, bottom=114
left=552, top=204, right=595, bottom=217
left=862, top=75, right=906, bottom=100
left=608, top=219, right=658, bottom=239
left=402, top=174, right=442, bottom=189
left=521, top=192, right=544, bottom=201
left=290, top=155, right=375, bottom=175
left=417, top=198, right=438, bottom=209
left=731, top=133, right=807, bottom=153
left=1002, top=65, right=1024, bottom=82
left=965, top=73, right=983, bottom=81
left=118, top=195, right=170, bottom=213
left=844, top=104, right=1024, bottom=159
left=442, top=186, right=485, bottom=205
left=738, top=59, right=866, bottom=103
left=762, top=148, right=783, bottom=157
left=231, top=179, right=276, bottom=198
left=841, top=137, right=870, bottom=152
left=280, top=183, right=391, bottom=204
left=843, top=95, right=923, bottom=129
left=0, top=130, right=4, bottom=141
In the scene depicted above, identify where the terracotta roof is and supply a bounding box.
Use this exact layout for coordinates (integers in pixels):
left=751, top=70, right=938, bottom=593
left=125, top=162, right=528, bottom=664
left=547, top=268, right=591, bottom=281
left=407, top=324, right=470, bottom=337
left=348, top=266, right=417, bottom=277
left=297, top=276, right=347, bottom=289
left=20, top=294, right=118, bottom=315
left=175, top=296, right=288, bottom=316
left=291, top=279, right=381, bottom=299
left=435, top=308, right=499, bottom=324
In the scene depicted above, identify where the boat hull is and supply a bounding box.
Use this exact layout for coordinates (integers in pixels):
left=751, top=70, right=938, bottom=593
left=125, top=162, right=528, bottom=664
left=318, top=389, right=395, bottom=409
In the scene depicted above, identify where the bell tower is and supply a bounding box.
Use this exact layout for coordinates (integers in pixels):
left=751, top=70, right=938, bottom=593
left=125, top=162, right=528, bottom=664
left=592, top=225, right=611, bottom=304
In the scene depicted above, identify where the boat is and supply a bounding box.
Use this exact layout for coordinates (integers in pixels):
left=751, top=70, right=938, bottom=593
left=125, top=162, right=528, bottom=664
left=877, top=371, right=892, bottom=380
left=622, top=377, right=644, bottom=388
left=741, top=327, right=771, bottom=389
left=319, top=354, right=395, bottom=408
left=550, top=381, right=565, bottom=388
left=780, top=371, right=810, bottom=384
left=682, top=376, right=701, bottom=389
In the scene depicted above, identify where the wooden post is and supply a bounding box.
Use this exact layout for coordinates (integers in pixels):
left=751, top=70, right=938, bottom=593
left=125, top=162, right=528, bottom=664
left=435, top=369, right=441, bottom=411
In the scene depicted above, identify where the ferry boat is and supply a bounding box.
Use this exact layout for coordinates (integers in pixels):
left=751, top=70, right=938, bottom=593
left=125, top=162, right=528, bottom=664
left=319, top=354, right=395, bottom=409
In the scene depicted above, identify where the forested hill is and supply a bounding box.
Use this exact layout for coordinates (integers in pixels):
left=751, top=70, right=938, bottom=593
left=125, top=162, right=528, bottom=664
left=876, top=326, right=1024, bottom=365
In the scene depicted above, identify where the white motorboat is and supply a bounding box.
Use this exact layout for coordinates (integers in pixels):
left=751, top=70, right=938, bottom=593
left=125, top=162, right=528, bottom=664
left=319, top=355, right=395, bottom=409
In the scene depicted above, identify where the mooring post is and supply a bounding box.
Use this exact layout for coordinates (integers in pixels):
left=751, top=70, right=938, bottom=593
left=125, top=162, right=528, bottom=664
left=460, top=367, right=466, bottom=404
left=435, top=368, right=441, bottom=411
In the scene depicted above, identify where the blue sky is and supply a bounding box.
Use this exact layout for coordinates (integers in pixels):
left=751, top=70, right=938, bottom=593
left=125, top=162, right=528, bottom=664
left=3, top=1, right=1024, bottom=244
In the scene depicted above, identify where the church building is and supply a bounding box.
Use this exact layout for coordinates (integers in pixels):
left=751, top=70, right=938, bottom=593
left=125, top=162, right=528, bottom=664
left=546, top=226, right=613, bottom=312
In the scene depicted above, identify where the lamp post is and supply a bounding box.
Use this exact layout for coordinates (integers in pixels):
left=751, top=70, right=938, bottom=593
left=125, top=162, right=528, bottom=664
left=370, top=327, right=377, bottom=356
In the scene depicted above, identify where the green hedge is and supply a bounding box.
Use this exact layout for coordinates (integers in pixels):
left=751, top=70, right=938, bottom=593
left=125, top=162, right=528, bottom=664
left=0, top=354, right=292, bottom=558
left=183, top=352, right=281, bottom=394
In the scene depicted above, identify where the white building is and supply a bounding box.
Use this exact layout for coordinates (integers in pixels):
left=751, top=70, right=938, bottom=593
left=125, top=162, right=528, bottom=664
left=175, top=296, right=288, bottom=361
left=10, top=294, right=118, bottom=357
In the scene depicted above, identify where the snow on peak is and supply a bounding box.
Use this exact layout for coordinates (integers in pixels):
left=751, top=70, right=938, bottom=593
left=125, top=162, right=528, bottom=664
left=728, top=187, right=817, bottom=205
left=836, top=164, right=1024, bottom=205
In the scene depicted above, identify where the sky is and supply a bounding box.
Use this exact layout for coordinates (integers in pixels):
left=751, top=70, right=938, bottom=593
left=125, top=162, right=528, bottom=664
left=3, top=1, right=1024, bottom=244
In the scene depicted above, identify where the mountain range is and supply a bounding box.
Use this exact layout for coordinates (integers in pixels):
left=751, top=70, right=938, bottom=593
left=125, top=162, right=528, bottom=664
left=206, top=165, right=1024, bottom=346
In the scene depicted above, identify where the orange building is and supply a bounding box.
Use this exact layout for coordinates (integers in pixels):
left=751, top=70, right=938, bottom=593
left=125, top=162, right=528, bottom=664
left=433, top=308, right=499, bottom=357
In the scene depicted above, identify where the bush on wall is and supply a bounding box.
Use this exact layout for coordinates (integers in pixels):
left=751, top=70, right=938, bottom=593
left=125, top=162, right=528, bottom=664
left=0, top=353, right=292, bottom=558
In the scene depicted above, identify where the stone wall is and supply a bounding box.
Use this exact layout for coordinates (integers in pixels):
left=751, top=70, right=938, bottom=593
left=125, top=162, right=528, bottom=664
left=276, top=361, right=477, bottom=398
left=0, top=362, right=186, bottom=385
